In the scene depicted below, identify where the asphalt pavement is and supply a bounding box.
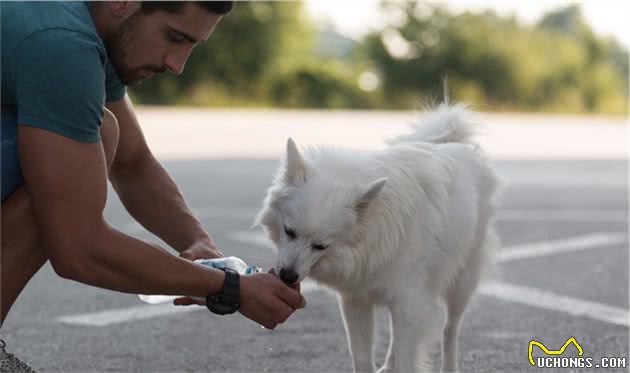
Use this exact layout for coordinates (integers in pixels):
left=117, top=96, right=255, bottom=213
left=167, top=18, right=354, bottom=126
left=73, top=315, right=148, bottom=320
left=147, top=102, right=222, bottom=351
left=0, top=110, right=627, bottom=372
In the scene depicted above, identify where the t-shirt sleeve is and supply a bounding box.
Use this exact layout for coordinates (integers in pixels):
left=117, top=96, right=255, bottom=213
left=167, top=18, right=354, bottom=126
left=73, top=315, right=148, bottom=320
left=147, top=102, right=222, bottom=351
left=16, top=29, right=108, bottom=143
left=105, top=58, right=126, bottom=102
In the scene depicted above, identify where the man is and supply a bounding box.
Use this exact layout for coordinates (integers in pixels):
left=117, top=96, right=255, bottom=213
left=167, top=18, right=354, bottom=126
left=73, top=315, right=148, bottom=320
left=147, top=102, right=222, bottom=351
left=0, top=2, right=305, bottom=371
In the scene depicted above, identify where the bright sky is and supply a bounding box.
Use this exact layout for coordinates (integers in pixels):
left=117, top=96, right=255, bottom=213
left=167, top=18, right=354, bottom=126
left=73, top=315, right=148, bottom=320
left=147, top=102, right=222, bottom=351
left=304, top=0, right=630, bottom=47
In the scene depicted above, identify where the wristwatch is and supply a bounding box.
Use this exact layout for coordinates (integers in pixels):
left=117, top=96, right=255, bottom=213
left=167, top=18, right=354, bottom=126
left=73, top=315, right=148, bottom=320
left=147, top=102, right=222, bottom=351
left=206, top=268, right=240, bottom=315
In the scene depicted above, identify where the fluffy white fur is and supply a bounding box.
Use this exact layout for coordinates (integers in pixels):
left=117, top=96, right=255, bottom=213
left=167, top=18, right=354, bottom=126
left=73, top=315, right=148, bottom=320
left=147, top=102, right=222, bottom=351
left=255, top=104, right=499, bottom=373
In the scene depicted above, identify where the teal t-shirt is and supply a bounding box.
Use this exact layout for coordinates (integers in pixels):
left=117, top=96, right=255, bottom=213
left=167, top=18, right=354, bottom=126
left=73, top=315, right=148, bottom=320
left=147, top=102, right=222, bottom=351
left=1, top=1, right=126, bottom=143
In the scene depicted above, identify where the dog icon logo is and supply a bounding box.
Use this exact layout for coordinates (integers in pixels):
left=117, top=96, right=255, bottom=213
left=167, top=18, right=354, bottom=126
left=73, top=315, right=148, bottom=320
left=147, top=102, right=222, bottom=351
left=528, top=337, right=584, bottom=366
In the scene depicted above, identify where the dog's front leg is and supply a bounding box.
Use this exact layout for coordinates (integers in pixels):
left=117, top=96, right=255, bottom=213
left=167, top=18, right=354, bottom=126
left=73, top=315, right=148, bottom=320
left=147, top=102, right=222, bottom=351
left=340, top=296, right=375, bottom=373
left=390, top=299, right=445, bottom=373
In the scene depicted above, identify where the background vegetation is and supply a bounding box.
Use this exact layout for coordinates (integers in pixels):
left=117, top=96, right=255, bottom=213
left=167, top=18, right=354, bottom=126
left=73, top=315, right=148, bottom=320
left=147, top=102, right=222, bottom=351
left=129, top=2, right=628, bottom=114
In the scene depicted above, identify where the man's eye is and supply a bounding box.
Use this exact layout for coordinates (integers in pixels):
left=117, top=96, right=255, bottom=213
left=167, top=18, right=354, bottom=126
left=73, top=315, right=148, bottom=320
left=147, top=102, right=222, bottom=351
left=168, top=32, right=185, bottom=43
left=283, top=226, right=296, bottom=240
left=312, top=244, right=328, bottom=251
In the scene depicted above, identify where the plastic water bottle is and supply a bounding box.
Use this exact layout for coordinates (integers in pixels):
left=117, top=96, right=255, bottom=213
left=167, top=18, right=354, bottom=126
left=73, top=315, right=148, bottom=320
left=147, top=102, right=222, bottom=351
left=138, top=256, right=262, bottom=304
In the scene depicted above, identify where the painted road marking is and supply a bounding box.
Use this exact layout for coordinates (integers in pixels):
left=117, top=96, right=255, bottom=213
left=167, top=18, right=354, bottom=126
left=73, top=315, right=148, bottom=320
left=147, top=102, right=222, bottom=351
left=56, top=302, right=200, bottom=327
left=228, top=230, right=629, bottom=327
left=56, top=278, right=628, bottom=328
left=55, top=280, right=326, bottom=327
left=497, top=209, right=627, bottom=223
left=497, top=232, right=627, bottom=263
left=227, top=231, right=274, bottom=249
left=479, top=282, right=629, bottom=327
left=226, top=231, right=627, bottom=264
left=56, top=231, right=627, bottom=327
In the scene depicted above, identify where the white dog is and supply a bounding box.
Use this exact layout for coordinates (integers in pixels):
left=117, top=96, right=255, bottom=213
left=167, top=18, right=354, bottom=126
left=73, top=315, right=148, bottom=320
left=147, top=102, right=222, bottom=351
left=255, top=104, right=499, bottom=373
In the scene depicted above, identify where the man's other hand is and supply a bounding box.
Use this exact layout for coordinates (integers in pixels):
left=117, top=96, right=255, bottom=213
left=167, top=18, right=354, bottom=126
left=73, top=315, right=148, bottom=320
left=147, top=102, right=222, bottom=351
left=179, top=239, right=223, bottom=261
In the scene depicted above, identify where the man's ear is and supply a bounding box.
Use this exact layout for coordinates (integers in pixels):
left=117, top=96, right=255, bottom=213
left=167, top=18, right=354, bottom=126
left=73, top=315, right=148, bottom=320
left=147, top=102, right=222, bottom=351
left=283, top=138, right=307, bottom=184
left=353, top=178, right=387, bottom=218
left=109, top=1, right=140, bottom=18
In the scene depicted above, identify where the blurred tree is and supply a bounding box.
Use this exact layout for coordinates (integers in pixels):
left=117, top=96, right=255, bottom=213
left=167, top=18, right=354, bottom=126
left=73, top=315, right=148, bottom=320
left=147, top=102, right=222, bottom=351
left=268, top=61, right=374, bottom=108
left=538, top=5, right=629, bottom=107
left=360, top=2, right=627, bottom=113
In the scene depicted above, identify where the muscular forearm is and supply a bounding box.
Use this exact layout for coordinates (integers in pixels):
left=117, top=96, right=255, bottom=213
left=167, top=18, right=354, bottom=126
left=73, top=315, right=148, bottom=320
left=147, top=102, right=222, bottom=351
left=65, top=222, right=224, bottom=297
left=111, top=154, right=211, bottom=252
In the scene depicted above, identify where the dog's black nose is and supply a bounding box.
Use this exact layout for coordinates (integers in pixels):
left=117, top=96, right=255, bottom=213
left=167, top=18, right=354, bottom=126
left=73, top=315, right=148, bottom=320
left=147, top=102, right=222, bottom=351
left=279, top=268, right=299, bottom=285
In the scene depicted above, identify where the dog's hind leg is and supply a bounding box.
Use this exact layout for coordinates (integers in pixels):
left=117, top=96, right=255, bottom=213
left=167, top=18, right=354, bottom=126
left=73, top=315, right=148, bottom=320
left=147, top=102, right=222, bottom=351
left=340, top=296, right=376, bottom=373
left=442, top=281, right=471, bottom=373
left=442, top=230, right=497, bottom=372
left=390, top=296, right=445, bottom=373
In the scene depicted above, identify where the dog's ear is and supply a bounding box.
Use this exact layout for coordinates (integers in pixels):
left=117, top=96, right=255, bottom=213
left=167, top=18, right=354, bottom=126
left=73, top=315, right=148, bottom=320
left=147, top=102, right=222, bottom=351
left=252, top=208, right=281, bottom=245
left=284, top=138, right=307, bottom=184
left=353, top=178, right=387, bottom=218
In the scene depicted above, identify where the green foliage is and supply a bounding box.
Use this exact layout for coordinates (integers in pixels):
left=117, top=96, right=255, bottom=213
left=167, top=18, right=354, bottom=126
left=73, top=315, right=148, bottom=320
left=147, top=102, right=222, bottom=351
left=129, top=1, right=628, bottom=114
left=360, top=2, right=627, bottom=113
left=268, top=62, right=374, bottom=108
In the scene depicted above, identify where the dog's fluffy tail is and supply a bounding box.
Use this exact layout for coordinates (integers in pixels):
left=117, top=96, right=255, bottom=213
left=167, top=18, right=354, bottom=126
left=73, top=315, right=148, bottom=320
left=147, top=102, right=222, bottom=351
left=386, top=103, right=475, bottom=146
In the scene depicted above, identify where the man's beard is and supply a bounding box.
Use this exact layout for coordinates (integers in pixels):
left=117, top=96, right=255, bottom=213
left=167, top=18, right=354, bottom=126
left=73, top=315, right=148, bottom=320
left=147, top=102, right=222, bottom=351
left=105, top=11, right=165, bottom=86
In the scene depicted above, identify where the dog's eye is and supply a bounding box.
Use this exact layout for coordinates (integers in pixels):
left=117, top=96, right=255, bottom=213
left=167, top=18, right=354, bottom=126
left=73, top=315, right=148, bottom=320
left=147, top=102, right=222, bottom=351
left=312, top=243, right=328, bottom=251
left=284, top=226, right=296, bottom=240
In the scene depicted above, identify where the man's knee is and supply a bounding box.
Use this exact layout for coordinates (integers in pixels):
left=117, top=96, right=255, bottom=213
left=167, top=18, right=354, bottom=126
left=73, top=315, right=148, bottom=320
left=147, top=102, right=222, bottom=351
left=101, top=108, right=119, bottom=169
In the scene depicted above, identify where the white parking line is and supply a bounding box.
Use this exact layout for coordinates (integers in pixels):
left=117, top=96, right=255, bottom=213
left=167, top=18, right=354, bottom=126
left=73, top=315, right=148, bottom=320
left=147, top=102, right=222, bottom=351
left=497, top=209, right=627, bottom=222
left=57, top=278, right=628, bottom=328
left=55, top=280, right=329, bottom=327
left=56, top=303, right=200, bottom=327
left=227, top=231, right=274, bottom=249
left=479, top=282, right=629, bottom=327
left=498, top=232, right=627, bottom=262
left=227, top=231, right=628, bottom=264
left=57, top=230, right=627, bottom=327
left=227, top=230, right=629, bottom=327
left=122, top=207, right=259, bottom=234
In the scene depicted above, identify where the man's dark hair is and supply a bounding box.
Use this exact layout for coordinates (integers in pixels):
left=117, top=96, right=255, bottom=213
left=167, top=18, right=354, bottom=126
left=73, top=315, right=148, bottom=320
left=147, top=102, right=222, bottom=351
left=140, top=1, right=234, bottom=16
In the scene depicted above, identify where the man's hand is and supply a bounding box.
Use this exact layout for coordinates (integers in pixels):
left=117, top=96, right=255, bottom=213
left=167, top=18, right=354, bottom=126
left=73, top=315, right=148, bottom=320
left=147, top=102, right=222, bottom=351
left=239, top=273, right=306, bottom=330
left=178, top=239, right=223, bottom=261
left=174, top=271, right=306, bottom=330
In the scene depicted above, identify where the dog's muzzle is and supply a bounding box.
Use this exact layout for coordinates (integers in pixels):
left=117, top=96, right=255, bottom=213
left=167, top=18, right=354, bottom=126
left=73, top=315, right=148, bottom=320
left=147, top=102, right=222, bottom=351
left=279, top=268, right=299, bottom=285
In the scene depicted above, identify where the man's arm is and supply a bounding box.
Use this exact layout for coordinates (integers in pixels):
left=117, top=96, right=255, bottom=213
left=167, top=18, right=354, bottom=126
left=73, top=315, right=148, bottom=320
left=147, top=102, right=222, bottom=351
left=106, top=95, right=218, bottom=258
left=17, top=125, right=304, bottom=329
left=17, top=125, right=222, bottom=295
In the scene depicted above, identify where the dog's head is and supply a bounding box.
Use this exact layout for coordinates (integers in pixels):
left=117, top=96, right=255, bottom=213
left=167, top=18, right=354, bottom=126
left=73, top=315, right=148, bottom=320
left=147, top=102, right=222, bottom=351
left=255, top=138, right=386, bottom=285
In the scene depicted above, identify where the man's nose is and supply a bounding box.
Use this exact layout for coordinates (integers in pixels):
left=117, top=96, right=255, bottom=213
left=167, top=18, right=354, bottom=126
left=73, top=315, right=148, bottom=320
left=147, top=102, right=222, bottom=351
left=279, top=268, right=299, bottom=285
left=164, top=49, right=191, bottom=76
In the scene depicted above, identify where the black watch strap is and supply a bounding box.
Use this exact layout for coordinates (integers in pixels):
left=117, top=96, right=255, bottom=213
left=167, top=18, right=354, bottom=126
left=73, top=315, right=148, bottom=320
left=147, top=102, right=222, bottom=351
left=206, top=268, right=240, bottom=315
